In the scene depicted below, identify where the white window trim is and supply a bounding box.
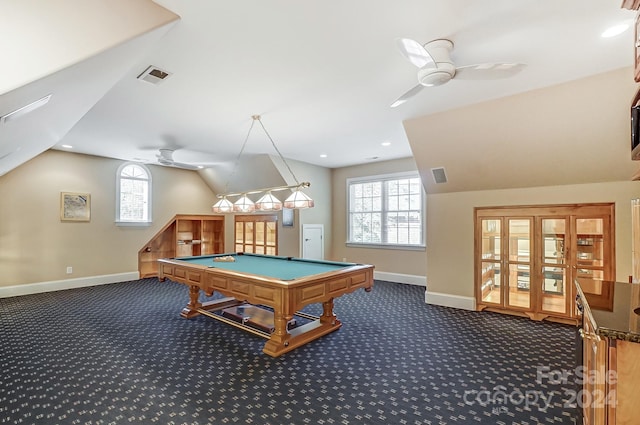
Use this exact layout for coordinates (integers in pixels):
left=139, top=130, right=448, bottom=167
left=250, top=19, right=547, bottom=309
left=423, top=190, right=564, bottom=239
left=115, top=162, right=153, bottom=226
left=346, top=171, right=425, bottom=250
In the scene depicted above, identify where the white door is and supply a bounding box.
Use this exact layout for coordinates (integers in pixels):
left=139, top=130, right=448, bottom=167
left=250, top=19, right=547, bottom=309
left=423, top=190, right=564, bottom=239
left=302, top=224, right=324, bottom=260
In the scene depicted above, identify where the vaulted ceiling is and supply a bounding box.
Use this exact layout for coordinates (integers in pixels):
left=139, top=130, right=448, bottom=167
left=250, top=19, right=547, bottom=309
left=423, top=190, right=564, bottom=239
left=1, top=0, right=637, bottom=193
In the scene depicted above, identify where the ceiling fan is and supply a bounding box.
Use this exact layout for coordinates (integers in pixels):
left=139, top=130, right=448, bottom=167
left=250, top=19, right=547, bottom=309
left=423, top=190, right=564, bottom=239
left=154, top=148, right=202, bottom=170
left=391, top=38, right=525, bottom=108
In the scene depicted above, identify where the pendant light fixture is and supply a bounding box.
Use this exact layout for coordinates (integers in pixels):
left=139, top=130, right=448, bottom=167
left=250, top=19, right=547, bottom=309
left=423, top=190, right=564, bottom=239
left=233, top=194, right=256, bottom=213
left=212, top=196, right=234, bottom=213
left=284, top=188, right=314, bottom=209
left=255, top=191, right=283, bottom=211
left=212, top=115, right=314, bottom=213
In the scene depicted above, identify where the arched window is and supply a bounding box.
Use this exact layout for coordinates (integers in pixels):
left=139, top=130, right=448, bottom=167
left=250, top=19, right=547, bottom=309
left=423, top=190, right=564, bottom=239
left=116, top=162, right=152, bottom=225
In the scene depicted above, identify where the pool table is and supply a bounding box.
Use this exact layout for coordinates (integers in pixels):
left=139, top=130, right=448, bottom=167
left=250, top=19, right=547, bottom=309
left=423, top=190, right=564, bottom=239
left=158, top=253, right=374, bottom=357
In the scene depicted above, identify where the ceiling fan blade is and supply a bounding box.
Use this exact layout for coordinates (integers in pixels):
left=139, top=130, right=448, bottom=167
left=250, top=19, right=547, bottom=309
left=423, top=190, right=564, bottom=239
left=396, top=38, right=435, bottom=69
left=454, top=63, right=525, bottom=80
left=390, top=84, right=425, bottom=108
left=154, top=148, right=202, bottom=170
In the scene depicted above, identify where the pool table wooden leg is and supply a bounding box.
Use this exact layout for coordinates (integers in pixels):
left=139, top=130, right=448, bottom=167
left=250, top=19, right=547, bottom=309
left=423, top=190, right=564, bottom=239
left=320, top=298, right=338, bottom=325
left=262, top=301, right=343, bottom=357
left=180, top=285, right=203, bottom=318
left=263, top=311, right=293, bottom=354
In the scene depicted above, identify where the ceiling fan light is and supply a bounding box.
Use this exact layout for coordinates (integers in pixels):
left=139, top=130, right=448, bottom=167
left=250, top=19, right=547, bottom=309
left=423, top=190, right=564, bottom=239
left=212, top=197, right=234, bottom=213
left=418, top=64, right=455, bottom=87
left=233, top=194, right=256, bottom=213
left=284, top=190, right=314, bottom=209
left=255, top=192, right=283, bottom=211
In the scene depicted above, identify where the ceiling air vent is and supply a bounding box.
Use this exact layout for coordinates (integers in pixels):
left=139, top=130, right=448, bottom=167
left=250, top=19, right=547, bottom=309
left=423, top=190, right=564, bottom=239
left=431, top=167, right=448, bottom=184
left=137, top=66, right=172, bottom=85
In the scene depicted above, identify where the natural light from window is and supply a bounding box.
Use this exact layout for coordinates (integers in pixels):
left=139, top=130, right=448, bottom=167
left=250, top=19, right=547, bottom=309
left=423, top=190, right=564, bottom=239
left=116, top=163, right=151, bottom=224
left=347, top=172, right=424, bottom=249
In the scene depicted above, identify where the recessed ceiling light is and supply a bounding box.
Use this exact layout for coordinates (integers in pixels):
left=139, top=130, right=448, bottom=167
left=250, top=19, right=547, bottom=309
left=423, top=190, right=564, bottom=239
left=61, top=144, right=73, bottom=149
left=381, top=142, right=391, bottom=146
left=602, top=22, right=630, bottom=38
left=197, top=165, right=204, bottom=169
left=320, top=154, right=327, bottom=158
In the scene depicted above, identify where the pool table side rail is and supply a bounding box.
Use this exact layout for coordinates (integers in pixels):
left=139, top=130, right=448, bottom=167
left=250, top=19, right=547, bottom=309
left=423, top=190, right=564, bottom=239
left=158, top=257, right=374, bottom=311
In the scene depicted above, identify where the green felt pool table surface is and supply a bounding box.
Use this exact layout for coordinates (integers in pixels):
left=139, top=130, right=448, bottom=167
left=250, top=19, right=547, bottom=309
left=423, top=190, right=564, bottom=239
left=177, top=253, right=357, bottom=281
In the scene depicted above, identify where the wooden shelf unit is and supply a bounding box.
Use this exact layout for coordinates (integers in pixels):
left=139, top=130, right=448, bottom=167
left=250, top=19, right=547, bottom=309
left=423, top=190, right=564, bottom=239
left=474, top=203, right=615, bottom=323
left=138, top=214, right=225, bottom=278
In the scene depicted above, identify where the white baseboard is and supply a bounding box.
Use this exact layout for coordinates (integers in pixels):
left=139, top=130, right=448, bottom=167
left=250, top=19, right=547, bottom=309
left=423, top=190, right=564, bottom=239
left=0, top=272, right=140, bottom=298
left=425, top=291, right=476, bottom=311
left=373, top=271, right=426, bottom=286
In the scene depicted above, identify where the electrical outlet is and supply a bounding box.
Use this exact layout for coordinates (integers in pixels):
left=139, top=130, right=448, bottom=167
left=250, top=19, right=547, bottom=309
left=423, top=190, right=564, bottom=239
left=66, top=266, right=73, bottom=274
left=342, top=258, right=347, bottom=262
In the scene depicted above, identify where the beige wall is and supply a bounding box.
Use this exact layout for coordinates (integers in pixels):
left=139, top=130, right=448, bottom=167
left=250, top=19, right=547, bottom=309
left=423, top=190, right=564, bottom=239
left=0, top=150, right=325, bottom=287
left=427, top=181, right=640, bottom=299
left=331, top=157, right=426, bottom=276
left=0, top=150, right=219, bottom=286
left=405, top=68, right=638, bottom=194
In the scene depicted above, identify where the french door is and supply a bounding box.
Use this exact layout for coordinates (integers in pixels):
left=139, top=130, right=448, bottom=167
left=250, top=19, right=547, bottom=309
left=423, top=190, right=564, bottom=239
left=235, top=214, right=278, bottom=255
left=475, top=204, right=614, bottom=321
left=478, top=216, right=533, bottom=313
left=538, top=216, right=571, bottom=317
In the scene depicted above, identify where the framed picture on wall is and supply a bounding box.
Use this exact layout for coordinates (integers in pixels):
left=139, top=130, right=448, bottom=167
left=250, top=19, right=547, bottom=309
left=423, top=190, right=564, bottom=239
left=60, top=192, right=91, bottom=222
left=282, top=208, right=294, bottom=227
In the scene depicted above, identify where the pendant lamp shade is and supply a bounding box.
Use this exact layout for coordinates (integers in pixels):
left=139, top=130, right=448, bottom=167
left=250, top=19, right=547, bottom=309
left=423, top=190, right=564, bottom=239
left=255, top=191, right=283, bottom=211
left=284, top=189, right=314, bottom=209
left=233, top=194, right=256, bottom=213
left=212, top=197, right=234, bottom=213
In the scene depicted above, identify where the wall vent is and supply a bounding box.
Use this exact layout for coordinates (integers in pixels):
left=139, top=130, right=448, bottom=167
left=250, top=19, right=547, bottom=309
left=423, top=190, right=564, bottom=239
left=137, top=66, right=172, bottom=84
left=431, top=167, right=448, bottom=184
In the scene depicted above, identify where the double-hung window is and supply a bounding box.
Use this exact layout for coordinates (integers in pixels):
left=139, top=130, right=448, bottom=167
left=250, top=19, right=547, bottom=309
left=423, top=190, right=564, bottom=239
left=347, top=172, right=425, bottom=249
left=116, top=162, right=152, bottom=225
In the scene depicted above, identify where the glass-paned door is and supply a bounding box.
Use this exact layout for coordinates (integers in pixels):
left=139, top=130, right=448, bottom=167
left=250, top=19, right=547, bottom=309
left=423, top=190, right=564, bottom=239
left=479, top=218, right=502, bottom=305
left=574, top=218, right=606, bottom=281
left=235, top=221, right=254, bottom=253
left=539, top=217, right=570, bottom=315
left=506, top=218, right=531, bottom=309
left=235, top=215, right=278, bottom=255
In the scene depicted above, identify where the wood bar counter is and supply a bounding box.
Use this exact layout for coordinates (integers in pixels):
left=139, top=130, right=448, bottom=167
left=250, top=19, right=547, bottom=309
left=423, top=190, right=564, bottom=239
left=575, top=279, right=640, bottom=425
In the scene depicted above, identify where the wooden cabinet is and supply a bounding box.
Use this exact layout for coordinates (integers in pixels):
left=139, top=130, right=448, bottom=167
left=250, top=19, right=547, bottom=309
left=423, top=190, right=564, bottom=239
left=475, top=203, right=615, bottom=323
left=580, top=311, right=608, bottom=425
left=576, top=281, right=640, bottom=425
left=138, top=214, right=225, bottom=278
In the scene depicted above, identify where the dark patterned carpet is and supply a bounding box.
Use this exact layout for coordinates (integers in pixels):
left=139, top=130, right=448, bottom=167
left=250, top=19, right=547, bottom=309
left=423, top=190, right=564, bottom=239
left=0, top=279, right=579, bottom=425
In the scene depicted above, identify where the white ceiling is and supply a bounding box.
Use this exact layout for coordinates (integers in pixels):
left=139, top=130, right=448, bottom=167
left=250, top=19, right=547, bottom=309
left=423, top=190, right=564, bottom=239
left=58, top=0, right=637, bottom=168
left=1, top=0, right=637, bottom=183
